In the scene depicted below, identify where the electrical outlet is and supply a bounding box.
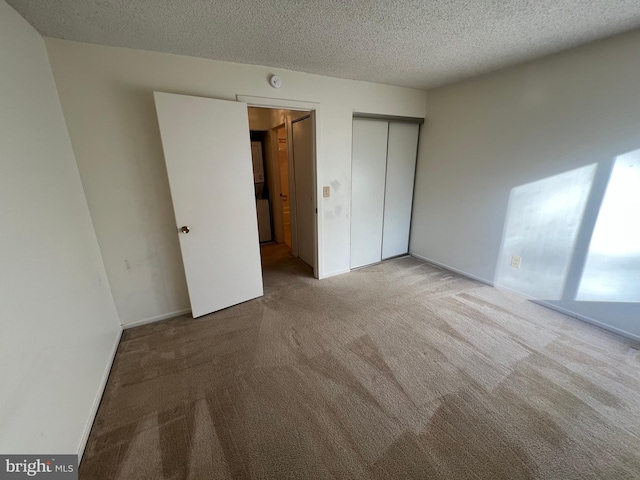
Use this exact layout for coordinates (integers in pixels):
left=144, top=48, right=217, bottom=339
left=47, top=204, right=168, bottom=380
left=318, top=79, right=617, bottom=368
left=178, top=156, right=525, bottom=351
left=510, top=255, right=522, bottom=268
left=323, top=186, right=330, bottom=198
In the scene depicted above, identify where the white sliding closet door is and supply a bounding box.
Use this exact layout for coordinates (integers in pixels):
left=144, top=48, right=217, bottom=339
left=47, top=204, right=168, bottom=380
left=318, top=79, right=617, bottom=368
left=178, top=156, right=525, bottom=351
left=351, top=119, right=389, bottom=269
left=382, top=122, right=420, bottom=259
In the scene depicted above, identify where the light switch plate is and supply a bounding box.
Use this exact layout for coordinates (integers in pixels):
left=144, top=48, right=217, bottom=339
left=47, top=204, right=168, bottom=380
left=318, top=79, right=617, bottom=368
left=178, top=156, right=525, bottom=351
left=323, top=186, right=330, bottom=198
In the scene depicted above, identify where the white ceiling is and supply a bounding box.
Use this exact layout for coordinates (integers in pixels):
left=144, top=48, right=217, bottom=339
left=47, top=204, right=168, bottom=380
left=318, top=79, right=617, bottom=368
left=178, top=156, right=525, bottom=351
left=8, top=0, right=640, bottom=89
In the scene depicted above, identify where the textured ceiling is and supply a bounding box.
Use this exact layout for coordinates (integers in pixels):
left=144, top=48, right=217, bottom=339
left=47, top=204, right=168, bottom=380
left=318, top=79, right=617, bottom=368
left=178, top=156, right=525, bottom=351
left=8, top=0, right=640, bottom=89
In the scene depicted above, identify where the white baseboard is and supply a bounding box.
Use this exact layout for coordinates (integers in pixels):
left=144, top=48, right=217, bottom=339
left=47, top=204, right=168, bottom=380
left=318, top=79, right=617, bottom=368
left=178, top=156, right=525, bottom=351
left=122, top=308, right=192, bottom=329
left=410, top=253, right=494, bottom=287
left=410, top=253, right=640, bottom=344
left=78, top=327, right=122, bottom=462
left=319, top=268, right=351, bottom=279
left=534, top=300, right=640, bottom=344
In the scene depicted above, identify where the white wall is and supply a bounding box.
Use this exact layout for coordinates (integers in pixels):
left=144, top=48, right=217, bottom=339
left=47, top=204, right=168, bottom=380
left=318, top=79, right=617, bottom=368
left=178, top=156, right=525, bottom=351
left=411, top=28, right=640, bottom=340
left=0, top=1, right=121, bottom=456
left=44, top=38, right=427, bottom=327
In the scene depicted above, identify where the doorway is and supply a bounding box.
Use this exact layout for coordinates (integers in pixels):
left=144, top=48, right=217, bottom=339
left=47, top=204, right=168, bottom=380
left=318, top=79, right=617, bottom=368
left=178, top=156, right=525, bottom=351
left=154, top=92, right=319, bottom=319
left=277, top=126, right=292, bottom=248
left=247, top=106, right=317, bottom=275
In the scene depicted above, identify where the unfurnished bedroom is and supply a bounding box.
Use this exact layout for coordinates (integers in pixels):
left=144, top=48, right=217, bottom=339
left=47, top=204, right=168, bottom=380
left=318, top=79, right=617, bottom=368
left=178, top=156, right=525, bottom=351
left=1, top=0, right=640, bottom=478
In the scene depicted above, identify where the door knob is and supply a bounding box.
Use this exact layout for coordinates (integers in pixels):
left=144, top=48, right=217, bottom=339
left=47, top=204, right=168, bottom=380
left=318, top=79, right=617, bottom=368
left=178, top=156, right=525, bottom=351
left=180, top=226, right=190, bottom=234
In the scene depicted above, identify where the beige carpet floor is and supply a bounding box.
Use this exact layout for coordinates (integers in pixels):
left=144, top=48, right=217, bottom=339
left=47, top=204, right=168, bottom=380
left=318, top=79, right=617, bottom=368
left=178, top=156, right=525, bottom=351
left=80, top=244, right=640, bottom=479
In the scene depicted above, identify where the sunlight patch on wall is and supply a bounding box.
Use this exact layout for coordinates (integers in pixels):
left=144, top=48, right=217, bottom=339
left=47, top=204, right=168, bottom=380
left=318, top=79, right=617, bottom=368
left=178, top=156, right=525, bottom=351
left=494, top=164, right=597, bottom=299
left=576, top=150, right=640, bottom=302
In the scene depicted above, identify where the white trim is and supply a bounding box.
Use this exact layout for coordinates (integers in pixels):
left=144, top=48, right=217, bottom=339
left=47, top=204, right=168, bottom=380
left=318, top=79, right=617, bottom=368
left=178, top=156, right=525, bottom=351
left=78, top=327, right=122, bottom=461
left=237, top=94, right=323, bottom=280
left=237, top=95, right=319, bottom=111
left=320, top=268, right=351, bottom=279
left=534, top=300, right=640, bottom=343
left=410, top=253, right=494, bottom=286
left=122, top=308, right=192, bottom=329
left=410, top=253, right=640, bottom=343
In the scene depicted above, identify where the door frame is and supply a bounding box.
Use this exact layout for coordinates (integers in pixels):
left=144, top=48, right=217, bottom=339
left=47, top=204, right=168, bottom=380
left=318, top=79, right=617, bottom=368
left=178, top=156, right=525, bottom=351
left=238, top=95, right=321, bottom=279
left=271, top=123, right=287, bottom=246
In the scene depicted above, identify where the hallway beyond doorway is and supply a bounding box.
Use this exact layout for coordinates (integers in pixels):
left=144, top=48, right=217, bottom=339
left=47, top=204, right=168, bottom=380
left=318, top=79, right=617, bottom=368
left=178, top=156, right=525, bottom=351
left=248, top=106, right=317, bottom=274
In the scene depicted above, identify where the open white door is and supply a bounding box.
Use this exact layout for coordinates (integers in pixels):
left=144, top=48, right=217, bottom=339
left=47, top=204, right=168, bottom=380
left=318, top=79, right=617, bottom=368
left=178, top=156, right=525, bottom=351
left=154, top=92, right=263, bottom=318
